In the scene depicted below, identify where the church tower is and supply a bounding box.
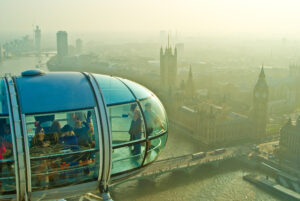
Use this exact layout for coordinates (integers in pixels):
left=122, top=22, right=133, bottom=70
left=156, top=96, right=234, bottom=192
left=160, top=35, right=177, bottom=90
left=185, top=65, right=195, bottom=97
left=252, top=66, right=269, bottom=138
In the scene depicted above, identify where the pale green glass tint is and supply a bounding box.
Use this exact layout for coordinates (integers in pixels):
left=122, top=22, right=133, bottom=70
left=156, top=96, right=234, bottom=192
left=108, top=103, right=145, bottom=146
left=140, top=96, right=168, bottom=137
left=93, top=74, right=135, bottom=105
left=119, top=78, right=152, bottom=100
left=144, top=134, right=167, bottom=165
left=111, top=141, right=146, bottom=175
left=25, top=109, right=100, bottom=191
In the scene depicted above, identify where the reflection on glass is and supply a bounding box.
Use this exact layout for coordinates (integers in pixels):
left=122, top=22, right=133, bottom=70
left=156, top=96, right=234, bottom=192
left=108, top=103, right=145, bottom=146
left=111, top=142, right=146, bottom=175
left=0, top=117, right=16, bottom=195
left=144, top=134, right=167, bottom=165
left=140, top=97, right=167, bottom=137
left=0, top=79, right=8, bottom=115
left=25, top=109, right=99, bottom=191
left=119, top=78, right=152, bottom=100
left=93, top=74, right=135, bottom=105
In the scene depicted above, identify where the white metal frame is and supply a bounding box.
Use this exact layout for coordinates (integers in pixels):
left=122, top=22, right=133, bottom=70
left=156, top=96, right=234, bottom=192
left=5, top=76, right=28, bottom=201
left=86, top=72, right=112, bottom=190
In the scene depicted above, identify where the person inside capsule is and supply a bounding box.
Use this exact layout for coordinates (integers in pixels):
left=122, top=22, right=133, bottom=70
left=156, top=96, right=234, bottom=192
left=144, top=102, right=165, bottom=136
left=25, top=109, right=99, bottom=190
left=31, top=126, right=50, bottom=149
left=0, top=124, right=12, bottom=158
left=47, top=120, right=61, bottom=145
left=129, top=109, right=142, bottom=155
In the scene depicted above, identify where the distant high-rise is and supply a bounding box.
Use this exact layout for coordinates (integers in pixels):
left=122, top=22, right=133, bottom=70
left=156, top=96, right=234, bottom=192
left=175, top=43, right=184, bottom=62
left=0, top=45, right=3, bottom=60
left=160, top=35, right=177, bottom=91
left=252, top=66, right=269, bottom=138
left=76, top=38, right=82, bottom=54
left=56, top=31, right=68, bottom=58
left=34, top=26, right=41, bottom=52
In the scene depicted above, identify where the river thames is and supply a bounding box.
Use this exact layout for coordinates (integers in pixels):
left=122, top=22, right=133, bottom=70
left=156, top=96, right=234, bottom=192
left=0, top=56, right=282, bottom=201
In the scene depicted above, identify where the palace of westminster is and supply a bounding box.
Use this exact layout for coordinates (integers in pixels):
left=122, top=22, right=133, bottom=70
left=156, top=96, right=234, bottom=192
left=159, top=41, right=300, bottom=167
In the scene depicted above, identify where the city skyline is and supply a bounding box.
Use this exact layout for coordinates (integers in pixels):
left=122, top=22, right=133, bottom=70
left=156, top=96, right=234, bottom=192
left=1, top=0, right=300, bottom=39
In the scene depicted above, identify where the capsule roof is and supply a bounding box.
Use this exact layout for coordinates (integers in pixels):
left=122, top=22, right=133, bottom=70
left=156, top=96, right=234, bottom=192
left=6, top=71, right=154, bottom=114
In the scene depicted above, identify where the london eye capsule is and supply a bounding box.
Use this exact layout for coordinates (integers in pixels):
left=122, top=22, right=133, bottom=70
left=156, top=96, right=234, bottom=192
left=0, top=70, right=168, bottom=200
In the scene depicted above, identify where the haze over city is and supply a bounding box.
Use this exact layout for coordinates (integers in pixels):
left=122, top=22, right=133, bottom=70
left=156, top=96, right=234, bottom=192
left=1, top=0, right=300, bottom=39
left=1, top=1, right=300, bottom=201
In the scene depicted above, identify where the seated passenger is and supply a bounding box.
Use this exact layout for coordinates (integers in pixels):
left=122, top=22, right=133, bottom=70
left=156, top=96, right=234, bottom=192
left=46, top=121, right=61, bottom=145
left=0, top=124, right=13, bottom=184
left=31, top=127, right=50, bottom=148
left=0, top=140, right=6, bottom=161
left=0, top=124, right=12, bottom=157
left=0, top=139, right=6, bottom=192
left=60, top=125, right=79, bottom=151
left=35, top=115, right=55, bottom=133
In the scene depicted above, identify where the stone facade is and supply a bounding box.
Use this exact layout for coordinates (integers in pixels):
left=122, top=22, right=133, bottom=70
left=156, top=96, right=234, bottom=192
left=160, top=39, right=177, bottom=91
left=279, top=118, right=300, bottom=168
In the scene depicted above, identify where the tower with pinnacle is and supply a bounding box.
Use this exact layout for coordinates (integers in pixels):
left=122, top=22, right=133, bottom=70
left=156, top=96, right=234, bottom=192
left=160, top=34, right=177, bottom=91
left=185, top=65, right=195, bottom=97
left=252, top=66, right=269, bottom=138
left=34, top=26, right=41, bottom=52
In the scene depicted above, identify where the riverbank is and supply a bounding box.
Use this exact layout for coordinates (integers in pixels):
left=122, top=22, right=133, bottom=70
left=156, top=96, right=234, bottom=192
left=243, top=174, right=300, bottom=201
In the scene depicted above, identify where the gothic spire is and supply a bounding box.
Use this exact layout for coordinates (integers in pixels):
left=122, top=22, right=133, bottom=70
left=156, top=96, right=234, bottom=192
left=259, top=65, right=265, bottom=79
left=167, top=33, right=170, bottom=49
left=188, top=65, right=193, bottom=80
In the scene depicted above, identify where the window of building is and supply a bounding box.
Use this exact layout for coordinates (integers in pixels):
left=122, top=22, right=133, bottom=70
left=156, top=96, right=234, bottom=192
left=25, top=109, right=100, bottom=191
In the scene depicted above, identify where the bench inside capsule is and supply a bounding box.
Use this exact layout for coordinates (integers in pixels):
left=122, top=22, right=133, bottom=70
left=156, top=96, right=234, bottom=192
left=0, top=71, right=168, bottom=199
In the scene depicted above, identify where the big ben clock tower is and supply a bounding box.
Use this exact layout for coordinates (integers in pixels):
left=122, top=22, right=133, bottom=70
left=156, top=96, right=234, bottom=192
left=252, top=66, right=269, bottom=138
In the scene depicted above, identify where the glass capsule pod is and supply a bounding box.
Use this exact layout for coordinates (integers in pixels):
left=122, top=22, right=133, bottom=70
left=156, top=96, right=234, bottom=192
left=0, top=70, right=168, bottom=200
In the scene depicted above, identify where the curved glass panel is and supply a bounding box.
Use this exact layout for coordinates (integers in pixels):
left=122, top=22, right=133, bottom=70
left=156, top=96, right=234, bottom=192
left=93, top=74, right=135, bottom=105
left=15, top=72, right=96, bottom=114
left=108, top=103, right=146, bottom=146
left=0, top=79, right=8, bottom=115
left=140, top=96, right=168, bottom=137
left=111, top=141, right=146, bottom=175
left=25, top=109, right=100, bottom=191
left=119, top=78, right=152, bottom=100
left=0, top=79, right=16, bottom=195
left=0, top=117, right=16, bottom=195
left=144, top=134, right=167, bottom=165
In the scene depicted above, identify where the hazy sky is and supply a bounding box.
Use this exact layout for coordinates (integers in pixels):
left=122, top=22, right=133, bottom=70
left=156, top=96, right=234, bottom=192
left=1, top=0, right=300, bottom=37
